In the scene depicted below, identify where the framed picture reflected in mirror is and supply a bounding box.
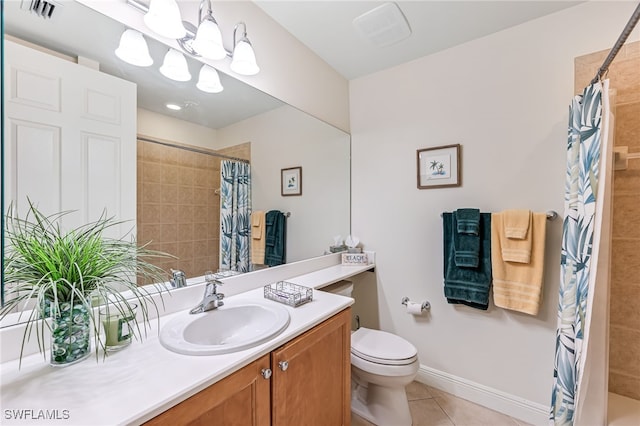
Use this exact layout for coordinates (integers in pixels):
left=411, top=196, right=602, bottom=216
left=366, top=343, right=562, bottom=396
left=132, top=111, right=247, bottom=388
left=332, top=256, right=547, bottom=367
left=281, top=166, right=302, bottom=196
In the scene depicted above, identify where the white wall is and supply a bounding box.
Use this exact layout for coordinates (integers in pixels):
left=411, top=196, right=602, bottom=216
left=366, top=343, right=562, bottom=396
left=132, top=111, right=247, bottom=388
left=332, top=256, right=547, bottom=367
left=350, top=0, right=640, bottom=420
left=217, top=105, right=351, bottom=262
left=137, top=108, right=218, bottom=149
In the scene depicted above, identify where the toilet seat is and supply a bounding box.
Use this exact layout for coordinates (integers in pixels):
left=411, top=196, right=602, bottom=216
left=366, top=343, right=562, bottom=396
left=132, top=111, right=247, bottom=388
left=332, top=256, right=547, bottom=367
left=351, top=327, right=417, bottom=366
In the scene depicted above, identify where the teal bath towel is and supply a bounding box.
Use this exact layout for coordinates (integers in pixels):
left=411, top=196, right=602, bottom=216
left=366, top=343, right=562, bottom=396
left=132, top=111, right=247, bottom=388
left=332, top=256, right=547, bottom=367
left=443, top=212, right=492, bottom=310
left=453, top=210, right=480, bottom=268
left=455, top=208, right=480, bottom=235
left=265, top=210, right=286, bottom=266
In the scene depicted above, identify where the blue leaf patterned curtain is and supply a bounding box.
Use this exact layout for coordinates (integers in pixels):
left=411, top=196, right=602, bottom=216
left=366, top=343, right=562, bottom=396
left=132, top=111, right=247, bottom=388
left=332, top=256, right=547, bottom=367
left=219, top=160, right=251, bottom=272
left=550, top=83, right=604, bottom=425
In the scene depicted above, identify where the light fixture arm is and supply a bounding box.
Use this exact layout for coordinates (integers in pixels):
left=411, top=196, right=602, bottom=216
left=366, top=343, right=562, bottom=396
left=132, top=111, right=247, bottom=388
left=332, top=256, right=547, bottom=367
left=127, top=0, right=148, bottom=14
left=233, top=22, right=248, bottom=48
left=127, top=0, right=259, bottom=75
left=127, top=0, right=233, bottom=58
left=198, top=0, right=214, bottom=25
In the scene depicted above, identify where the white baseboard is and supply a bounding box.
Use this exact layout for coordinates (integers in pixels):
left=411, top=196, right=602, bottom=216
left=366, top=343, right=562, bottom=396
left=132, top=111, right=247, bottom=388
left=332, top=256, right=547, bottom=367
left=415, top=365, right=549, bottom=425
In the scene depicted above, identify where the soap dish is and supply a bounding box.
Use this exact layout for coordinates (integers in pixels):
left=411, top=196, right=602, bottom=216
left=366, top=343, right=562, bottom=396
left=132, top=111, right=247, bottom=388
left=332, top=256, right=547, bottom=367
left=264, top=281, right=313, bottom=307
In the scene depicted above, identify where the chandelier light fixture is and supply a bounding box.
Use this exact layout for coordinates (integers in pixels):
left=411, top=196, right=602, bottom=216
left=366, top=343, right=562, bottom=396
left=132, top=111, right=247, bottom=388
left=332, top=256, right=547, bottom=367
left=190, top=1, right=226, bottom=60
left=196, top=64, right=224, bottom=93
left=143, top=0, right=187, bottom=39
left=115, top=29, right=153, bottom=67
left=230, top=22, right=260, bottom=76
left=159, top=48, right=192, bottom=82
left=122, top=0, right=260, bottom=82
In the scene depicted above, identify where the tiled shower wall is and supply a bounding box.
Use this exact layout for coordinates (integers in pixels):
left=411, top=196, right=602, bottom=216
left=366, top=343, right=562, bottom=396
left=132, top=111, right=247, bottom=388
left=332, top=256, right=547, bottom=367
left=576, top=41, right=640, bottom=400
left=137, top=138, right=250, bottom=279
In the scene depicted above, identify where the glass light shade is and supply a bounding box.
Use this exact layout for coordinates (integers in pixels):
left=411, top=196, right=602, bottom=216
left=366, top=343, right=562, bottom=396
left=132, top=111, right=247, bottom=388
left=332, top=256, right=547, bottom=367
left=144, top=0, right=186, bottom=39
left=192, top=18, right=226, bottom=60
left=230, top=39, right=260, bottom=75
left=159, top=49, right=192, bottom=82
left=115, top=29, right=153, bottom=67
left=196, top=65, right=224, bottom=93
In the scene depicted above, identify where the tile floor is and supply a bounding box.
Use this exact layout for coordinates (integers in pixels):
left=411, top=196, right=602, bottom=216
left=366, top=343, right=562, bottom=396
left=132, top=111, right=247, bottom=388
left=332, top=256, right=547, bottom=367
left=351, top=381, right=534, bottom=426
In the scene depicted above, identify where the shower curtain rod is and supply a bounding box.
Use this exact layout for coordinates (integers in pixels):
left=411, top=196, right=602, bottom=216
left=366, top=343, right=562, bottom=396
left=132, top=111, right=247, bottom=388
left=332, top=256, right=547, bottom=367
left=137, top=135, right=250, bottom=164
left=590, top=2, right=640, bottom=85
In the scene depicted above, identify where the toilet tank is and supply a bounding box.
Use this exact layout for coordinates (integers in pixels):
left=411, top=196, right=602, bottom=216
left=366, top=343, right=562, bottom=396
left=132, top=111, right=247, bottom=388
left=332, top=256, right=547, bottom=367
left=322, top=280, right=354, bottom=297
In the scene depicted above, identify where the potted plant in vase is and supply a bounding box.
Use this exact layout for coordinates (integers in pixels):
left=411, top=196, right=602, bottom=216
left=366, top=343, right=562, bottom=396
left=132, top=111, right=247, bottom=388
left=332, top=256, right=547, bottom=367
left=1, top=201, right=173, bottom=367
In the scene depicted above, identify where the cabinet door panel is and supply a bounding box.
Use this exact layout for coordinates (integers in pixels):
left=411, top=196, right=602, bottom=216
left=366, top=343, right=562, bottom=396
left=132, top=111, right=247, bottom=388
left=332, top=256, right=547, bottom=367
left=272, top=308, right=351, bottom=426
left=146, top=354, right=271, bottom=426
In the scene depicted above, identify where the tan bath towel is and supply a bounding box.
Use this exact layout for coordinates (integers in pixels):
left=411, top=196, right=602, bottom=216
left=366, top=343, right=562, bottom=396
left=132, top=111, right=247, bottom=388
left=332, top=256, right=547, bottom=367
left=501, top=209, right=533, bottom=263
left=504, top=209, right=531, bottom=239
left=491, top=212, right=547, bottom=315
left=251, top=211, right=266, bottom=265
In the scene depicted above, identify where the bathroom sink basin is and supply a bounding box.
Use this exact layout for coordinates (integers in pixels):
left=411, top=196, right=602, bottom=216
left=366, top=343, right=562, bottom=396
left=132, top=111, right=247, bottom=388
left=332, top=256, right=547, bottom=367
left=160, top=298, right=291, bottom=356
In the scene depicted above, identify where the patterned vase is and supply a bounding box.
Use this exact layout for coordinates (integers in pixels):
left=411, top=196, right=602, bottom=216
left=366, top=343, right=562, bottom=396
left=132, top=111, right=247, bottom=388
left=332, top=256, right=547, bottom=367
left=50, top=302, right=92, bottom=367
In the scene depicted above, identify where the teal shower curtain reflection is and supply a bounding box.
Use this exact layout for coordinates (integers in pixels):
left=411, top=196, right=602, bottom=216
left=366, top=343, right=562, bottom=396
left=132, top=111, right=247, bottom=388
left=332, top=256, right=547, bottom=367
left=550, top=82, right=606, bottom=425
left=219, top=160, right=251, bottom=272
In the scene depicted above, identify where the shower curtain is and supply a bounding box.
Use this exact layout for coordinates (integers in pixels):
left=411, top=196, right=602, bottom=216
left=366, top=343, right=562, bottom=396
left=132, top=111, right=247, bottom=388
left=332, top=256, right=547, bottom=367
left=550, top=80, right=611, bottom=425
left=219, top=160, right=251, bottom=272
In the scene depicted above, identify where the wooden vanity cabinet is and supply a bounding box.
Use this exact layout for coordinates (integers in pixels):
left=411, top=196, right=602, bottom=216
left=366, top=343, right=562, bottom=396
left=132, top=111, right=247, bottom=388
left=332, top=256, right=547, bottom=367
left=271, top=307, right=351, bottom=426
left=145, top=354, right=271, bottom=426
left=145, top=308, right=351, bottom=426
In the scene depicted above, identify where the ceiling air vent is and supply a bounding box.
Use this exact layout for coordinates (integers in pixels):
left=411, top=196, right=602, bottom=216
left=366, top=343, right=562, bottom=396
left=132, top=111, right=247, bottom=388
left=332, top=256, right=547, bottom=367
left=21, top=0, right=60, bottom=19
left=352, top=2, right=412, bottom=48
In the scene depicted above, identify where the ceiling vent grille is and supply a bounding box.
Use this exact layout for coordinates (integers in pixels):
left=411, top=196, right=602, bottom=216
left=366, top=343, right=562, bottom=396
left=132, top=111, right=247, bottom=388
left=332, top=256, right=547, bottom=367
left=21, top=0, right=60, bottom=19
left=352, top=2, right=412, bottom=48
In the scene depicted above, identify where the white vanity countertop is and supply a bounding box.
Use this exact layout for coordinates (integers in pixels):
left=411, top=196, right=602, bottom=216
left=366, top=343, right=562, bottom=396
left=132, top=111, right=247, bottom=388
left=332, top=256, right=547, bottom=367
left=0, top=287, right=354, bottom=425
left=286, top=263, right=374, bottom=289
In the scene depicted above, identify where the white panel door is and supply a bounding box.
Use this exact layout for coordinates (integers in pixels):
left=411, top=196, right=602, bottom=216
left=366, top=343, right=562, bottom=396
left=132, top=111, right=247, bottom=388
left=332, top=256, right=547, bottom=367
left=4, top=40, right=136, bottom=237
left=7, top=119, right=62, bottom=216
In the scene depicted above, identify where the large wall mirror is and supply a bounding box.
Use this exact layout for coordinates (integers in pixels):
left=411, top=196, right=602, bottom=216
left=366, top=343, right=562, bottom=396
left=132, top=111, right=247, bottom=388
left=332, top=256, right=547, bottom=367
left=2, top=1, right=351, bottom=306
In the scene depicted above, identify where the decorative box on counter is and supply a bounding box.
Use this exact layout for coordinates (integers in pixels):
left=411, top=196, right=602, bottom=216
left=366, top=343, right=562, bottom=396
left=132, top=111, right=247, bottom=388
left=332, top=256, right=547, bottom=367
left=264, top=281, right=313, bottom=307
left=342, top=253, right=369, bottom=265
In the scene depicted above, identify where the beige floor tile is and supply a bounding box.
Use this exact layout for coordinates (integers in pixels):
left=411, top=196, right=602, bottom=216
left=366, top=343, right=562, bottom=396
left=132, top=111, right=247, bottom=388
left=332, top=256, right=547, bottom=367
left=435, top=393, right=519, bottom=426
left=426, top=386, right=448, bottom=398
left=409, top=398, right=455, bottom=426
left=406, top=381, right=435, bottom=401
left=353, top=384, right=531, bottom=426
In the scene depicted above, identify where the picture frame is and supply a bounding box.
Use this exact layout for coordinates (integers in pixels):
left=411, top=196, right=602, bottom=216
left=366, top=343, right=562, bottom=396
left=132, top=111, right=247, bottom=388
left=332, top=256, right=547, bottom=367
left=416, top=144, right=461, bottom=189
left=281, top=166, right=302, bottom=196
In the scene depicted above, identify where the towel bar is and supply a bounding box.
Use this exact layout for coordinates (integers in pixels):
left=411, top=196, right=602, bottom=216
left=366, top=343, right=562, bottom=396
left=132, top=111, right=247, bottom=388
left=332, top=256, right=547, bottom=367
left=440, top=210, right=559, bottom=220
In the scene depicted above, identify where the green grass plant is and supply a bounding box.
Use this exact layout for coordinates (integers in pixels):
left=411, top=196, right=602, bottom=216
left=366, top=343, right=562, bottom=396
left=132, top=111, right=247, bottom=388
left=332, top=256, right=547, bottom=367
left=2, top=200, right=173, bottom=366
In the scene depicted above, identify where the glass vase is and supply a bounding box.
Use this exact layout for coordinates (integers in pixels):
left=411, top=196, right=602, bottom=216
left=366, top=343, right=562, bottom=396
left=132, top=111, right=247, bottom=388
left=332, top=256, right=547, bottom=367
left=50, top=302, right=92, bottom=367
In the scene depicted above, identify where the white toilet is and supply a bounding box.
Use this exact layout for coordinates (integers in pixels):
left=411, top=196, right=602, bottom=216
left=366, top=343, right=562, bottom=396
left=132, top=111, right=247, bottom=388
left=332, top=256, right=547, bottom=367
left=324, top=281, right=419, bottom=426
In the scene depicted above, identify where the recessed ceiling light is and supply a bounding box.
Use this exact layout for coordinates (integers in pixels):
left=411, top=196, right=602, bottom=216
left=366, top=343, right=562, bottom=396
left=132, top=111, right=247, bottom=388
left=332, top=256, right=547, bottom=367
left=165, top=103, right=182, bottom=111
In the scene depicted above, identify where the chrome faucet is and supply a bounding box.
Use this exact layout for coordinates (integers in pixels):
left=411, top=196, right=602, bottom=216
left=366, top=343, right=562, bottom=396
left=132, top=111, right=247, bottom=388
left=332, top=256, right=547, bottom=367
left=170, top=269, right=187, bottom=288
left=189, top=279, right=224, bottom=314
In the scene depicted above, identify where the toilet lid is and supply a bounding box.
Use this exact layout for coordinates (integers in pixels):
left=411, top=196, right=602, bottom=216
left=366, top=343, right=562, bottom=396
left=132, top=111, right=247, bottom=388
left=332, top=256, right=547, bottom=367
left=351, top=328, right=417, bottom=365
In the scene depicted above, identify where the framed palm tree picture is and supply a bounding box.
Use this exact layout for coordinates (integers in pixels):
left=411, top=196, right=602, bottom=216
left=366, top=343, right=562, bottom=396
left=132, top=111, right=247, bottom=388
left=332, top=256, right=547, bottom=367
left=281, top=166, right=302, bottom=196
left=417, top=144, right=461, bottom=189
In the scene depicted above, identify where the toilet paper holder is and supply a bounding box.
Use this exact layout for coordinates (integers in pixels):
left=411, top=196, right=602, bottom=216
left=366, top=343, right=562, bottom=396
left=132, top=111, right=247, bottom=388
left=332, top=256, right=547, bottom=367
left=401, top=297, right=430, bottom=311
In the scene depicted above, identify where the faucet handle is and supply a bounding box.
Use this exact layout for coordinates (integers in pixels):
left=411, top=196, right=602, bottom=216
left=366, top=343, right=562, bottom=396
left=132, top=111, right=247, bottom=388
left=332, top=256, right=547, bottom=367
left=204, top=279, right=223, bottom=297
